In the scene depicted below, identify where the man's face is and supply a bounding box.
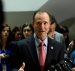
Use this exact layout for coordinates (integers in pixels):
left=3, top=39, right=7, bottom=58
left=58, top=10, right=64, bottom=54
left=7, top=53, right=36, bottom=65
left=33, top=12, right=51, bottom=40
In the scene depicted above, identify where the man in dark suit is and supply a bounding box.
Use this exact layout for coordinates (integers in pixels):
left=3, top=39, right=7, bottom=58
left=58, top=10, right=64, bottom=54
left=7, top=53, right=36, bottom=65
left=12, top=10, right=64, bottom=71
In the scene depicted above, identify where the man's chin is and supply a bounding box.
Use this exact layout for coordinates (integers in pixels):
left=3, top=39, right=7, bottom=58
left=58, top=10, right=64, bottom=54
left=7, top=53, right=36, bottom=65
left=38, top=34, right=47, bottom=40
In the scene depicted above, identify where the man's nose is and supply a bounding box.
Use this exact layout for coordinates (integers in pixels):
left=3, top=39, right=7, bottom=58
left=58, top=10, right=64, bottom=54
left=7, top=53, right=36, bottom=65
left=40, top=23, right=44, bottom=28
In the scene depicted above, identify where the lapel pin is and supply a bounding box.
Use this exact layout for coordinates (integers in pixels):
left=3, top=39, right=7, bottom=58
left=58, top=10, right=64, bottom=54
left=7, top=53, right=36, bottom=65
left=51, top=46, right=54, bottom=50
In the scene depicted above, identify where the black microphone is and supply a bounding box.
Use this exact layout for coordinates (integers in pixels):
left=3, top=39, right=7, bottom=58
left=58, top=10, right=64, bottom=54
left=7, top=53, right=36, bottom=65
left=47, top=60, right=64, bottom=71
left=49, top=65, right=55, bottom=71
left=59, top=60, right=72, bottom=71
left=47, top=60, right=72, bottom=71
left=65, top=58, right=75, bottom=67
left=55, top=63, right=63, bottom=71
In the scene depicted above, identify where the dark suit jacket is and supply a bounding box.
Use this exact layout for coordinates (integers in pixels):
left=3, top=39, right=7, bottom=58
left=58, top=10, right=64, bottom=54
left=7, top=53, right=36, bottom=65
left=11, top=35, right=64, bottom=71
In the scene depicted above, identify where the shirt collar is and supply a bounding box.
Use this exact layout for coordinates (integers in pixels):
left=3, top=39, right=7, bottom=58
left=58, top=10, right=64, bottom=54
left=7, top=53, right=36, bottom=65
left=34, top=33, right=48, bottom=48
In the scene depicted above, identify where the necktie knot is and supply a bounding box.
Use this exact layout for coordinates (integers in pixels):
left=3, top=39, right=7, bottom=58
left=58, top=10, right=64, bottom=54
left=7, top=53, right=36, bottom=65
left=40, top=42, right=44, bottom=47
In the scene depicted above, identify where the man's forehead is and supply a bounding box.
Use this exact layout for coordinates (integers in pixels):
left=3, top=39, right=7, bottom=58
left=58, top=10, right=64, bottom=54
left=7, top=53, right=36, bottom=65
left=35, top=12, right=49, bottom=17
left=35, top=12, right=50, bottom=19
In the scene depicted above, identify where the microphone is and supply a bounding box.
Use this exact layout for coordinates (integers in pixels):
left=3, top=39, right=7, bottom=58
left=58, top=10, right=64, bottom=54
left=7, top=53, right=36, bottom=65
left=65, top=58, right=75, bottom=67
left=47, top=60, right=64, bottom=71
left=55, top=63, right=63, bottom=71
left=59, top=60, right=72, bottom=71
left=47, top=60, right=72, bottom=71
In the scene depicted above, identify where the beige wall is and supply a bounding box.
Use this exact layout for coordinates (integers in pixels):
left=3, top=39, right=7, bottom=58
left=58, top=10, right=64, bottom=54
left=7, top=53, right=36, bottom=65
left=5, top=11, right=34, bottom=29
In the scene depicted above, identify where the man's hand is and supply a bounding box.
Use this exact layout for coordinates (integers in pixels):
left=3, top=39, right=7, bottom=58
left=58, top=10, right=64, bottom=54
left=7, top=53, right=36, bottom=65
left=18, top=62, right=25, bottom=71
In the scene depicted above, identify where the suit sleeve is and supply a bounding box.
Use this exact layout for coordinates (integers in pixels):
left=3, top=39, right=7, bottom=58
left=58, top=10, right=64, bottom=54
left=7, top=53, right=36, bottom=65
left=58, top=43, right=64, bottom=62
left=10, top=41, right=24, bottom=70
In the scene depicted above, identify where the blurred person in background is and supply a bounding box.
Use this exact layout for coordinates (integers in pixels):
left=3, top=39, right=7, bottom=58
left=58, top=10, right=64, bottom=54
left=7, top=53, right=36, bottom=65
left=62, top=26, right=70, bottom=49
left=67, top=40, right=75, bottom=67
left=48, top=16, right=66, bottom=54
left=48, top=16, right=65, bottom=45
left=11, top=26, right=22, bottom=41
left=21, top=24, right=34, bottom=39
left=56, top=25, right=70, bottom=50
left=0, top=24, right=12, bottom=71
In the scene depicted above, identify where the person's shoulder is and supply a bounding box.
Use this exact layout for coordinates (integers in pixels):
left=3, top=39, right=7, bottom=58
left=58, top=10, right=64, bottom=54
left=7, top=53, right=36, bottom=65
left=48, top=37, right=63, bottom=48
left=55, top=31, right=63, bottom=36
left=17, top=36, right=34, bottom=46
left=55, top=31, right=64, bottom=39
left=16, top=39, right=26, bottom=46
left=48, top=37, right=59, bottom=44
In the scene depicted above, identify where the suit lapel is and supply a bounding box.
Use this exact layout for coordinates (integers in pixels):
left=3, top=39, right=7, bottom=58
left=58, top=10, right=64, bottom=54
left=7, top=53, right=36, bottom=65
left=27, top=36, right=39, bottom=65
left=45, top=37, right=55, bottom=66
